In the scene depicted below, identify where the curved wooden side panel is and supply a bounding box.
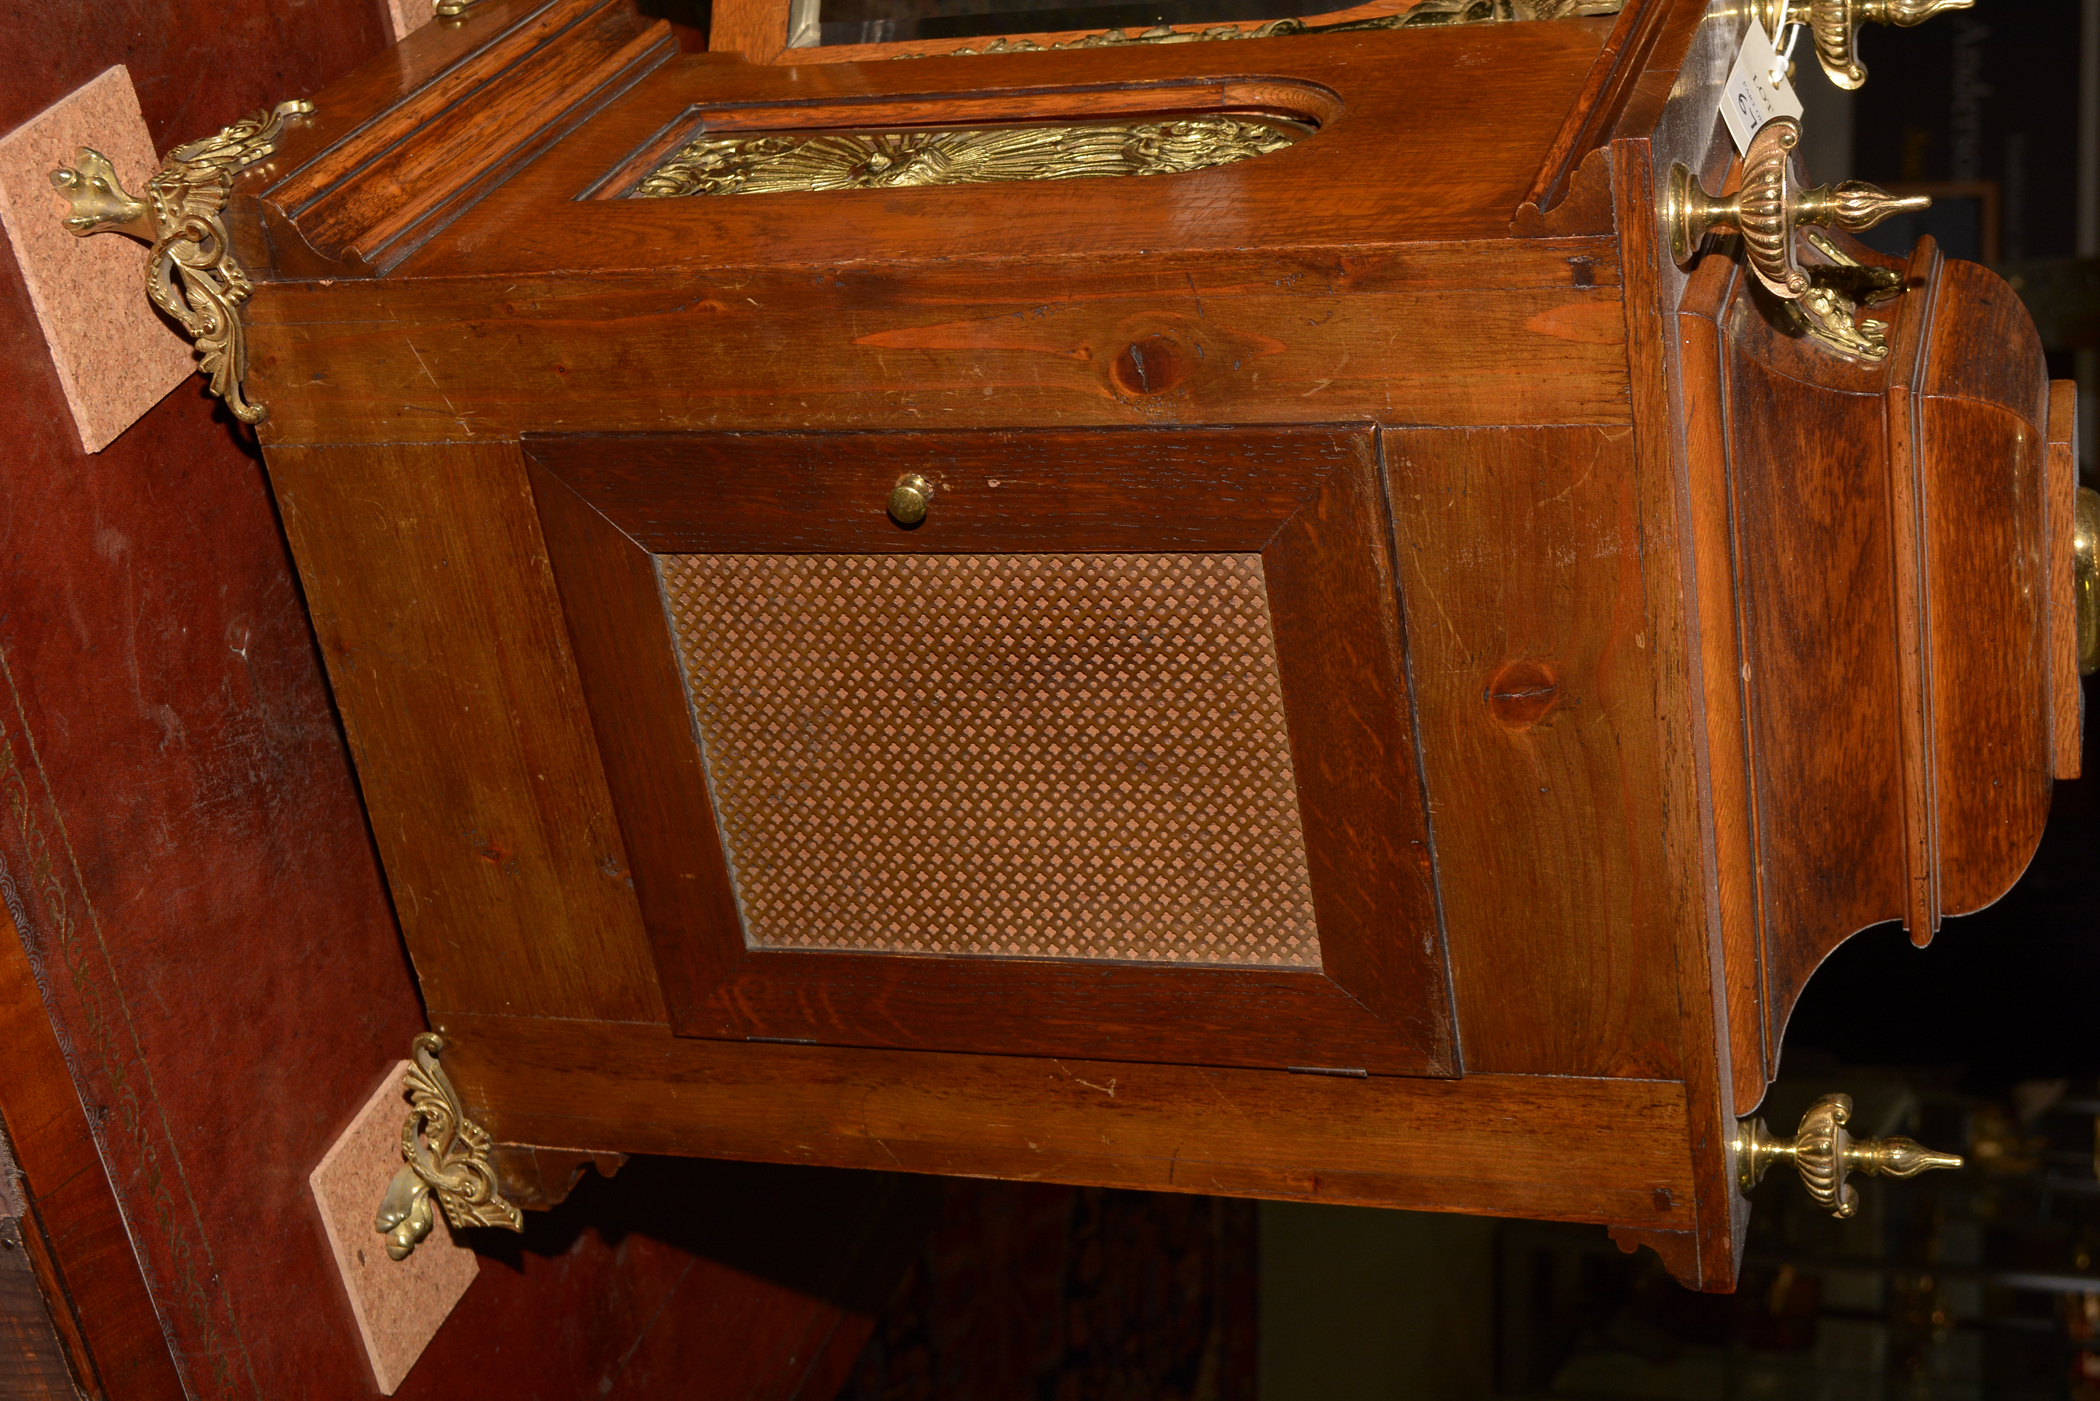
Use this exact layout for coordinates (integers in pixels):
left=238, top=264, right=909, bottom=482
left=1689, top=240, right=2055, bottom=1109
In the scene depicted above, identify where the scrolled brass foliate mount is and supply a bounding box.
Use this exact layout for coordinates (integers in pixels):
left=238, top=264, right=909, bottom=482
left=1753, top=0, right=1971, bottom=89
left=374, top=1034, right=523, bottom=1261
left=1736, top=1092, right=1963, bottom=1218
left=50, top=99, right=312, bottom=425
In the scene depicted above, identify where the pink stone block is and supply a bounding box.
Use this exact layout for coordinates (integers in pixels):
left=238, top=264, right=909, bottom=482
left=309, top=1062, right=480, bottom=1396
left=0, top=66, right=197, bottom=453
left=389, top=0, right=436, bottom=41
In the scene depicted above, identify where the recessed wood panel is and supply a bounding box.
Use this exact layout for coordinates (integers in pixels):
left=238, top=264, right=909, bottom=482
left=527, top=425, right=1457, bottom=1075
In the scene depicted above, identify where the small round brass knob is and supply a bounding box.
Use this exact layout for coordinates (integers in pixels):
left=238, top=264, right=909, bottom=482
left=1735, top=1092, right=1962, bottom=1218
left=887, top=473, right=934, bottom=526
left=2076, top=485, right=2098, bottom=677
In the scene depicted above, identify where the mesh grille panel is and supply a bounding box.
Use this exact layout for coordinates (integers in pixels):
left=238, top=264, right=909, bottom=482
left=656, top=552, right=1320, bottom=966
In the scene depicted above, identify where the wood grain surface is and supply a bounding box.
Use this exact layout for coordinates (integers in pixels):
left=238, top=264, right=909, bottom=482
left=264, top=439, right=667, bottom=1023
left=246, top=250, right=1629, bottom=448
left=1675, top=251, right=1768, bottom=1118
left=2047, top=379, right=2082, bottom=779
left=1612, top=137, right=1742, bottom=1289
left=0, top=909, right=183, bottom=1401
left=1922, top=392, right=2051, bottom=917
left=438, top=1011, right=1698, bottom=1226
left=1383, top=423, right=1683, bottom=1083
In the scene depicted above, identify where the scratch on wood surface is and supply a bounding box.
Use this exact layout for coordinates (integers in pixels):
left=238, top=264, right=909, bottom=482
left=1053, top=1060, right=1116, bottom=1097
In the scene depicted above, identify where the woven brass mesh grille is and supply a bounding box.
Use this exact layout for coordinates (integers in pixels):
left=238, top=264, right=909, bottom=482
left=656, top=552, right=1320, bottom=966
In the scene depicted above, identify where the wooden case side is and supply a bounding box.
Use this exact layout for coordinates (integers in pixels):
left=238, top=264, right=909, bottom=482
left=1381, top=419, right=1685, bottom=1087
left=263, top=440, right=668, bottom=1022
left=527, top=458, right=749, bottom=1027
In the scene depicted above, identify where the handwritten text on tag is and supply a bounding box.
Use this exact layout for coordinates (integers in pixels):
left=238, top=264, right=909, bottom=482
left=1721, top=19, right=1804, bottom=155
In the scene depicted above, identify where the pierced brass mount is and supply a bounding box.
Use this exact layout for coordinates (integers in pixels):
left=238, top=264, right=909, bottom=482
left=2076, top=485, right=2099, bottom=677
left=1753, top=0, right=1971, bottom=90
left=1667, top=117, right=1927, bottom=300
left=49, top=99, right=310, bottom=426
left=374, top=1034, right=524, bottom=1261
left=1735, top=1093, right=1963, bottom=1218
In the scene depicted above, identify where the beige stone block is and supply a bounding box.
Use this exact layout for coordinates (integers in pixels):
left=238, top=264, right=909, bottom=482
left=310, top=1062, right=480, bottom=1396
left=0, top=66, right=196, bottom=454
left=388, top=0, right=436, bottom=40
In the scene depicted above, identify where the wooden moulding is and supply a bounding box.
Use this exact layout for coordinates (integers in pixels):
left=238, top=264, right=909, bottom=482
left=1508, top=0, right=1696, bottom=237
left=234, top=0, right=678, bottom=275
left=714, top=0, right=1449, bottom=65
left=1610, top=136, right=1741, bottom=1289
left=524, top=425, right=1459, bottom=1076
left=2046, top=379, right=2083, bottom=779
left=438, top=1012, right=1697, bottom=1227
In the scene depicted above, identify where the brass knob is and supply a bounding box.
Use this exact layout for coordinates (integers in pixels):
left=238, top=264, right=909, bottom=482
left=2076, top=485, right=2098, bottom=677
left=1667, top=117, right=1929, bottom=299
left=887, top=474, right=934, bottom=526
left=1736, top=1092, right=1962, bottom=1218
left=1755, top=0, right=1972, bottom=90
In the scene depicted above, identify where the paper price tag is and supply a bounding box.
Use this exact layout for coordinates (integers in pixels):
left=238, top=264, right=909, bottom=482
left=1721, top=19, right=1804, bottom=155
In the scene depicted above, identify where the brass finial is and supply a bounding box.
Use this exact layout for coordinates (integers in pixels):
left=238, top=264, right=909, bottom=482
left=1757, top=0, right=1973, bottom=89
left=1736, top=1092, right=1963, bottom=1218
left=1667, top=117, right=1928, bottom=299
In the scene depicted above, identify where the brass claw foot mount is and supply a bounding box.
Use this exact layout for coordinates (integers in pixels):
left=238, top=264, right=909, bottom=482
left=374, top=1033, right=524, bottom=1261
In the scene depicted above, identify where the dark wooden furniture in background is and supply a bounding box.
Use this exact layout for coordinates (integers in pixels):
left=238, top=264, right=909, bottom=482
left=175, top=0, right=2083, bottom=1298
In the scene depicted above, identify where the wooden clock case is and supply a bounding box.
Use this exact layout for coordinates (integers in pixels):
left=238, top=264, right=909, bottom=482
left=200, top=0, right=2082, bottom=1291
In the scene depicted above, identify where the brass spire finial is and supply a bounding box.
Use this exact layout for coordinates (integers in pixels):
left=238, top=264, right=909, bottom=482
left=1736, top=1093, right=1963, bottom=1218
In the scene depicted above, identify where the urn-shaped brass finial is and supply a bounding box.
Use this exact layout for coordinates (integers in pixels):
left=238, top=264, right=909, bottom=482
left=1667, top=117, right=1929, bottom=299
left=1756, top=0, right=1972, bottom=89
left=1736, top=1092, right=1963, bottom=1218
